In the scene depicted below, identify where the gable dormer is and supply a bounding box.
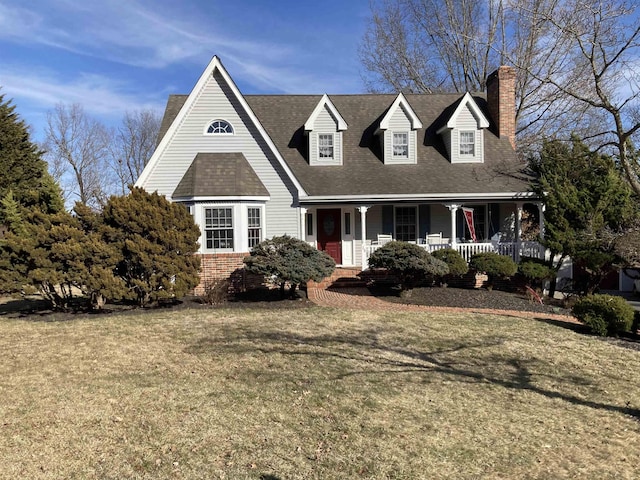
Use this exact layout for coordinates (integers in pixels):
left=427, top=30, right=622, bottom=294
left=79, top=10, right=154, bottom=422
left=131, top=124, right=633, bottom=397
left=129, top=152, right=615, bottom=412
left=436, top=92, right=490, bottom=164
left=376, top=93, right=422, bottom=165
left=304, top=94, right=347, bottom=166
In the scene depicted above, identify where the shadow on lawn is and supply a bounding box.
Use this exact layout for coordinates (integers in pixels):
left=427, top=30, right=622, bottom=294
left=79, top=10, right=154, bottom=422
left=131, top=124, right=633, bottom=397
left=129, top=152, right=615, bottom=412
left=188, top=327, right=640, bottom=420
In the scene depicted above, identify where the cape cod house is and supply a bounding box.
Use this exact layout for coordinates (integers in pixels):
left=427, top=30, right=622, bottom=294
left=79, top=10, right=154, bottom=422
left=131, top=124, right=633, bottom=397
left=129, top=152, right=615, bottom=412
left=135, top=56, right=544, bottom=289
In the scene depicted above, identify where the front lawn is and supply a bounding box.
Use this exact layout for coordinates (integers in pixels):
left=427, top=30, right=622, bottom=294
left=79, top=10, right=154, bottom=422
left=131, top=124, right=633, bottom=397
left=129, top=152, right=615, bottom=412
left=1, top=307, right=638, bottom=479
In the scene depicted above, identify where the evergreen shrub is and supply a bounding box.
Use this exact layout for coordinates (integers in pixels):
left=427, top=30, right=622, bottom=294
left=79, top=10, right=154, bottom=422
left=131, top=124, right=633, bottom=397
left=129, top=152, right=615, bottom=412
left=470, top=252, right=517, bottom=288
left=244, top=235, right=335, bottom=298
left=572, top=294, right=634, bottom=336
left=518, top=257, right=555, bottom=289
left=368, top=241, right=448, bottom=290
left=431, top=248, right=469, bottom=278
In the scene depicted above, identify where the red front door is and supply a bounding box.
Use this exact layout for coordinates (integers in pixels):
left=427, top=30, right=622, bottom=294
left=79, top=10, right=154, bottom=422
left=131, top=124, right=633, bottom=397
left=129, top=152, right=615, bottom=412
left=317, top=208, right=342, bottom=264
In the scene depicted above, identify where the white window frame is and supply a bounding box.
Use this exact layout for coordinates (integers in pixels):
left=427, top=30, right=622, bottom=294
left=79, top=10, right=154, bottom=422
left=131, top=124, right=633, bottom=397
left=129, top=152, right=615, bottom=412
left=394, top=205, right=418, bottom=242
left=392, top=132, right=409, bottom=158
left=459, top=130, right=476, bottom=156
left=204, top=119, right=234, bottom=135
left=247, top=206, right=263, bottom=249
left=204, top=206, right=234, bottom=251
left=318, top=133, right=334, bottom=160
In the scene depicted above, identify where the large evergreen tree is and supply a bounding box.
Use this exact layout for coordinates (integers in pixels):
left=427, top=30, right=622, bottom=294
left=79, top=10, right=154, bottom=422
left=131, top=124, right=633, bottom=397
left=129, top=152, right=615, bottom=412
left=530, top=137, right=639, bottom=293
left=0, top=93, right=63, bottom=224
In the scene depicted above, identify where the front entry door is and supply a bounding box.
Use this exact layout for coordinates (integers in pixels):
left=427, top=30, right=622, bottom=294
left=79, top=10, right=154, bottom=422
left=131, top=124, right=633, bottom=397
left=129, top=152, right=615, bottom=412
left=317, top=208, right=342, bottom=264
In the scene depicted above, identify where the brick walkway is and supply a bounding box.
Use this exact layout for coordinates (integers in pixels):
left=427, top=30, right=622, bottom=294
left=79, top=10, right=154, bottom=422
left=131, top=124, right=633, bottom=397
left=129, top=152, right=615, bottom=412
left=307, top=287, right=580, bottom=324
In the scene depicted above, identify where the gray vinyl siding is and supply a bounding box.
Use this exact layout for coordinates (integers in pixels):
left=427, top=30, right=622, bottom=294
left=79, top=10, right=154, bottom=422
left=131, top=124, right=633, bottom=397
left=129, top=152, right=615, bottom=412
left=309, top=106, right=342, bottom=166
left=451, top=105, right=484, bottom=163
left=383, top=108, right=416, bottom=164
left=141, top=70, right=299, bottom=246
left=430, top=204, right=450, bottom=237
left=364, top=205, right=383, bottom=240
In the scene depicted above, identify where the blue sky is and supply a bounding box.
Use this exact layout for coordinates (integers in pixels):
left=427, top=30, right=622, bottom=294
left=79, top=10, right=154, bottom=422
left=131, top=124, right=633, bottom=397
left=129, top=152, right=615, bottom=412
left=0, top=0, right=370, bottom=141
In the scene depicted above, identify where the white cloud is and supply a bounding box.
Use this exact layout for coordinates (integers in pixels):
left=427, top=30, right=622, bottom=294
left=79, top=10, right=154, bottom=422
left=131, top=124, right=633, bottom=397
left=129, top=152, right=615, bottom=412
left=0, top=0, right=362, bottom=94
left=1, top=68, right=163, bottom=116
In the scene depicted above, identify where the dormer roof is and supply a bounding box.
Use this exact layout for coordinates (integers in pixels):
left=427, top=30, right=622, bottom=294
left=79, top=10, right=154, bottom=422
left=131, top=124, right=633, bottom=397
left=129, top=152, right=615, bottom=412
left=436, top=92, right=490, bottom=134
left=304, top=94, right=347, bottom=131
left=377, top=93, right=423, bottom=133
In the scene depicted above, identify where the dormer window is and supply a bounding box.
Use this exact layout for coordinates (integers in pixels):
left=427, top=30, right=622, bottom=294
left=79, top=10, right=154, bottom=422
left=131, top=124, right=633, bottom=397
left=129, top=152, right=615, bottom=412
left=206, top=119, right=234, bottom=134
left=459, top=131, right=475, bottom=156
left=376, top=94, right=421, bottom=165
left=318, top=134, right=334, bottom=159
left=436, top=93, right=489, bottom=163
left=304, top=95, right=347, bottom=166
left=393, top=132, right=409, bottom=158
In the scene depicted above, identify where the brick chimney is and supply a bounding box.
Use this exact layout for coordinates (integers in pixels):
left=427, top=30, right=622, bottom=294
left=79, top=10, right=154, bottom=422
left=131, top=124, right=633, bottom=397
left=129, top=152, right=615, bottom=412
left=486, top=66, right=516, bottom=150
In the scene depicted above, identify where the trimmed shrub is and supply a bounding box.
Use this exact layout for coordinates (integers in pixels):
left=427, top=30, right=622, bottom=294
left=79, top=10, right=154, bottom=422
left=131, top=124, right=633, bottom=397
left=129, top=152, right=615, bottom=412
left=572, top=294, right=634, bottom=336
left=368, top=241, right=448, bottom=290
left=244, top=235, right=335, bottom=298
left=431, top=248, right=469, bottom=277
left=470, top=252, right=517, bottom=288
left=518, top=257, right=555, bottom=290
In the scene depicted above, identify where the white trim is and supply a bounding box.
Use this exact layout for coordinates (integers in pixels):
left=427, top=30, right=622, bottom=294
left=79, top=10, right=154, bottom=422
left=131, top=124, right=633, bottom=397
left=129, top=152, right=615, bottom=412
left=135, top=56, right=307, bottom=197
left=173, top=195, right=270, bottom=202
left=378, top=93, right=422, bottom=131
left=436, top=92, right=490, bottom=134
left=203, top=118, right=235, bottom=135
left=301, top=192, right=537, bottom=203
left=304, top=94, right=348, bottom=131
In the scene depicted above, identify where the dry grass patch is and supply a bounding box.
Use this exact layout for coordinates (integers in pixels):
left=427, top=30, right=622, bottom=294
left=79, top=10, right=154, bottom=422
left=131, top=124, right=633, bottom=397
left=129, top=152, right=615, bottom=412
left=0, top=307, right=639, bottom=479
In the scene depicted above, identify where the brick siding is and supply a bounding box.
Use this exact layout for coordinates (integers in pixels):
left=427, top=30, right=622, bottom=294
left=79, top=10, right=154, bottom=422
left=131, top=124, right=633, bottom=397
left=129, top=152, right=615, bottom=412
left=195, top=252, right=264, bottom=295
left=486, top=66, right=516, bottom=150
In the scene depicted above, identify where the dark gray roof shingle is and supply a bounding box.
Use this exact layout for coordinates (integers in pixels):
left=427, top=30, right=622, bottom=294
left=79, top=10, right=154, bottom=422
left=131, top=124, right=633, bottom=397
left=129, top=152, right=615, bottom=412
left=159, top=92, right=531, bottom=199
left=172, top=152, right=269, bottom=199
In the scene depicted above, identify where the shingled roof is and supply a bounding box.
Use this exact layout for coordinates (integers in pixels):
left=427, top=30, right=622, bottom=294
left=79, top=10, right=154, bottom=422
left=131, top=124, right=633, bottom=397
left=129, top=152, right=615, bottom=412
left=172, top=152, right=269, bottom=199
left=159, top=92, right=531, bottom=200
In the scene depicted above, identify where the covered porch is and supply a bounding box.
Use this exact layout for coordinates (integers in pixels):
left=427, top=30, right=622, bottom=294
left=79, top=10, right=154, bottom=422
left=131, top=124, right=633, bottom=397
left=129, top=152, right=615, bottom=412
left=301, top=201, right=545, bottom=269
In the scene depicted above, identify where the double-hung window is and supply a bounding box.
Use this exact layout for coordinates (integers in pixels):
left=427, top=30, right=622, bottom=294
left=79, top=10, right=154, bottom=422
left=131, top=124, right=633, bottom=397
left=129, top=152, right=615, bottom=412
left=393, top=132, right=409, bottom=158
left=318, top=134, right=334, bottom=159
left=395, top=206, right=417, bottom=242
left=247, top=207, right=262, bottom=248
left=204, top=207, right=233, bottom=250
left=459, top=131, right=475, bottom=156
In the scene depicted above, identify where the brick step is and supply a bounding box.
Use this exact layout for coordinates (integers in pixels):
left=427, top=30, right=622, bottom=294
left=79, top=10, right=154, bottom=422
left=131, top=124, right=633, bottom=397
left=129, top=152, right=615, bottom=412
left=330, top=277, right=367, bottom=288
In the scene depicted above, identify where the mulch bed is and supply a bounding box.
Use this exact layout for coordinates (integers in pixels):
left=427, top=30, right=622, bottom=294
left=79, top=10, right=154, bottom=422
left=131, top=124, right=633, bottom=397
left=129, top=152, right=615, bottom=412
left=374, top=285, right=569, bottom=316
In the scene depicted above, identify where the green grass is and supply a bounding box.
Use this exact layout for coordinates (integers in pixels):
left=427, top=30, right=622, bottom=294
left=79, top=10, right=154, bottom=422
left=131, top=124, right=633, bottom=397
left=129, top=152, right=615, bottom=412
left=0, top=306, right=639, bottom=479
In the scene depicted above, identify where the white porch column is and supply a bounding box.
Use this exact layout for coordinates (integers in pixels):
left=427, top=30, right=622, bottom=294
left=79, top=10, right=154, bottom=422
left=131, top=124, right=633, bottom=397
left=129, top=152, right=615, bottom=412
left=300, top=207, right=307, bottom=241
left=446, top=204, right=460, bottom=248
left=516, top=202, right=523, bottom=262
left=358, top=206, right=369, bottom=270
left=538, top=202, right=545, bottom=240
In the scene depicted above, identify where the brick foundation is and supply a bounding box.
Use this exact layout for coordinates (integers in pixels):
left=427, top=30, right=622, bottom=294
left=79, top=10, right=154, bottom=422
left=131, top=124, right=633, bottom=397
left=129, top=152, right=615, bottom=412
left=196, top=253, right=264, bottom=295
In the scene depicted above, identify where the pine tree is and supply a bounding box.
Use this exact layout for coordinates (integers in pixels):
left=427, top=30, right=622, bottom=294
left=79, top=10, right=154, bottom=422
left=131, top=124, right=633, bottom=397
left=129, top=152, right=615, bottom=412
left=0, top=93, right=62, bottom=215
left=530, top=136, right=639, bottom=293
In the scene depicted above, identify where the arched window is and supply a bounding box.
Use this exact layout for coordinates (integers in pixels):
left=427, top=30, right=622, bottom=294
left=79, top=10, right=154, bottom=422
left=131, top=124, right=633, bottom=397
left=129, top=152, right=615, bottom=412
left=205, top=119, right=234, bottom=134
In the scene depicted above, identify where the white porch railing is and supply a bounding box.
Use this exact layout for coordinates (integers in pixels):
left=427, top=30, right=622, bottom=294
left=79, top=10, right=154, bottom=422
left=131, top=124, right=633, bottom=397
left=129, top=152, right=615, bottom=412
left=362, top=241, right=545, bottom=269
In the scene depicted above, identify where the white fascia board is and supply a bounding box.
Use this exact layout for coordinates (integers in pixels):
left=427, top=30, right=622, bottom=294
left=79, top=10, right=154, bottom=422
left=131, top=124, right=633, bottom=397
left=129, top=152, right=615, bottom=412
left=304, top=94, right=348, bottom=131
left=378, top=92, right=423, bottom=131
left=172, top=196, right=271, bottom=202
left=300, top=192, right=537, bottom=203
left=135, top=56, right=307, bottom=197
left=445, top=92, right=490, bottom=129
